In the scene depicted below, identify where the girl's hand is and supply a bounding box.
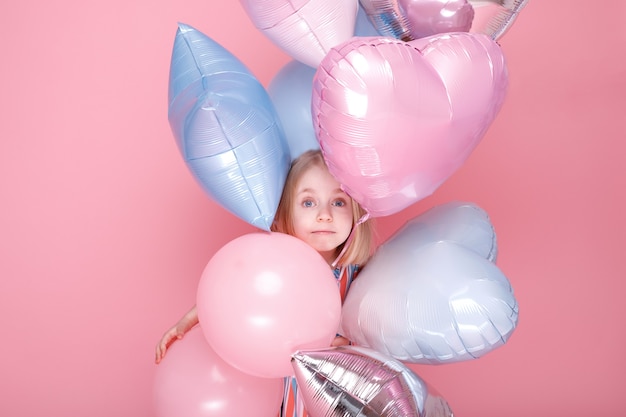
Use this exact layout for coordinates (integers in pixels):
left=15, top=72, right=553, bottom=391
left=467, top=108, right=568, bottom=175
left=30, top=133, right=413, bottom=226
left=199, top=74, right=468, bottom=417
left=154, top=306, right=199, bottom=364
left=154, top=325, right=185, bottom=364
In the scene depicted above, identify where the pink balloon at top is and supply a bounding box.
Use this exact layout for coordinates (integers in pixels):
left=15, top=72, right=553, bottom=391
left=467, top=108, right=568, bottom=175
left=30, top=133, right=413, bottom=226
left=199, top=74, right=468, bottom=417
left=470, top=0, right=529, bottom=40
left=312, top=33, right=508, bottom=217
left=401, top=0, right=474, bottom=39
left=360, top=0, right=529, bottom=41
left=360, top=0, right=474, bottom=41
left=197, top=232, right=341, bottom=378
left=239, top=0, right=359, bottom=68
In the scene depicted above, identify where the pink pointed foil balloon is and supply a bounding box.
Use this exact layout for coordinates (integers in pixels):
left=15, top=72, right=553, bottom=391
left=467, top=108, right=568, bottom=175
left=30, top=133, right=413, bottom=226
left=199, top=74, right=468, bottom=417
left=359, top=0, right=529, bottom=41
left=291, top=346, right=453, bottom=417
left=239, top=0, right=359, bottom=68
left=312, top=33, right=508, bottom=217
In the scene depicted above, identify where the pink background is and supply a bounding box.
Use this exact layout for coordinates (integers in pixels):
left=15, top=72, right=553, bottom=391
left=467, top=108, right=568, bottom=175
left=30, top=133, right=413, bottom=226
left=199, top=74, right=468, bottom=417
left=1, top=1, right=625, bottom=416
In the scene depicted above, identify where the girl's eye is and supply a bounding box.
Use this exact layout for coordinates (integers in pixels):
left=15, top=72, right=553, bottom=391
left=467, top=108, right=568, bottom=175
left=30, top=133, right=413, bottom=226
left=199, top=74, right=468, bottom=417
left=302, top=199, right=315, bottom=208
left=332, top=199, right=346, bottom=207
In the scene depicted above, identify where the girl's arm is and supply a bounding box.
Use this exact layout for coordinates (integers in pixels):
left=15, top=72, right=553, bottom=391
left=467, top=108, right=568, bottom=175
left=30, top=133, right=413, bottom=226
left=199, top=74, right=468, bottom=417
left=154, top=305, right=198, bottom=364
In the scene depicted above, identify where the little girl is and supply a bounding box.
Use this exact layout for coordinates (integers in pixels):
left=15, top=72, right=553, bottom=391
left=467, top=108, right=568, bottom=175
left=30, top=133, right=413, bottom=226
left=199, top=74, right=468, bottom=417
left=155, top=149, right=376, bottom=417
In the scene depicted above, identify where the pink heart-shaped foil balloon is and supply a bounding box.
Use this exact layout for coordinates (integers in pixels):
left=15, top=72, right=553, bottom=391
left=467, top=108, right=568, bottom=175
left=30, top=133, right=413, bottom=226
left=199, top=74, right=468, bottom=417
left=239, top=0, right=358, bottom=68
left=312, top=33, right=508, bottom=217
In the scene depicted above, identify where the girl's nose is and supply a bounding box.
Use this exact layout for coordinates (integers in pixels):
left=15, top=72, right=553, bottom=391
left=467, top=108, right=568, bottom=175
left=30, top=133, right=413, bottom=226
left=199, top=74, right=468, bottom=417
left=317, top=206, right=332, bottom=222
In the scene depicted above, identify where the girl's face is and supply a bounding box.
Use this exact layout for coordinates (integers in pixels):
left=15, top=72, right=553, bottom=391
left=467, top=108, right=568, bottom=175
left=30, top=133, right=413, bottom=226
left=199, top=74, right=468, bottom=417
left=291, top=164, right=354, bottom=264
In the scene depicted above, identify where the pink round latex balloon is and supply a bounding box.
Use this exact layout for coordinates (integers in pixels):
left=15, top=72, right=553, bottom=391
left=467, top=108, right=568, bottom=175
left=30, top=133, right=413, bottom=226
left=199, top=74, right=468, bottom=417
left=197, top=232, right=341, bottom=378
left=153, top=327, right=283, bottom=417
left=312, top=33, right=508, bottom=217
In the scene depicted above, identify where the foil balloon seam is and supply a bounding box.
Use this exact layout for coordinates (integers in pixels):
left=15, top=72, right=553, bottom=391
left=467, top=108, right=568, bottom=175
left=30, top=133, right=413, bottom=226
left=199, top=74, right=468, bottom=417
left=183, top=89, right=269, bottom=223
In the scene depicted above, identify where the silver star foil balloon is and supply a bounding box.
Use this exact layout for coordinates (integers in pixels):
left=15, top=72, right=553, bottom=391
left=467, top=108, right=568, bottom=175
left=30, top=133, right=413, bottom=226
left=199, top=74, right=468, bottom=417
left=291, top=346, right=454, bottom=417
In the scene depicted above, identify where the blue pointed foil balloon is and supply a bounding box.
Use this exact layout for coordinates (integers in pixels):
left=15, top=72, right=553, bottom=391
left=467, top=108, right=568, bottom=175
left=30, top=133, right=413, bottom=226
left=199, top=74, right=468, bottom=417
left=341, top=202, right=518, bottom=364
left=168, top=23, right=290, bottom=230
left=291, top=346, right=453, bottom=417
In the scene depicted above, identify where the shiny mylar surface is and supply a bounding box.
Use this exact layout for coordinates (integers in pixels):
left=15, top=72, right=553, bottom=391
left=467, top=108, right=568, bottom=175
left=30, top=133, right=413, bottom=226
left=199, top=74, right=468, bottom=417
left=359, top=0, right=529, bottom=41
left=168, top=23, right=290, bottom=230
left=341, top=202, right=518, bottom=363
left=292, top=346, right=454, bottom=416
left=313, top=33, right=508, bottom=217
left=239, top=0, right=358, bottom=68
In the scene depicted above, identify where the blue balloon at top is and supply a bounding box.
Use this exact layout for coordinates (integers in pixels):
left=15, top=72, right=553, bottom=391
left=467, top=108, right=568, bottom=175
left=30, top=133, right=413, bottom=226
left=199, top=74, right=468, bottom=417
left=168, top=23, right=290, bottom=231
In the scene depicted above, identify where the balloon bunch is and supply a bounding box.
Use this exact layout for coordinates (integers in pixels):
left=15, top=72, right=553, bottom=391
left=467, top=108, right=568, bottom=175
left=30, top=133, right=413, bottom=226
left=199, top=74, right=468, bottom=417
left=156, top=1, right=527, bottom=416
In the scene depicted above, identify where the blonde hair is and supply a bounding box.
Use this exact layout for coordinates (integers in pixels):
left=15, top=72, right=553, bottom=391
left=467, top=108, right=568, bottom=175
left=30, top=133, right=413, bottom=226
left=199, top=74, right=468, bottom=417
left=271, top=150, right=375, bottom=267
